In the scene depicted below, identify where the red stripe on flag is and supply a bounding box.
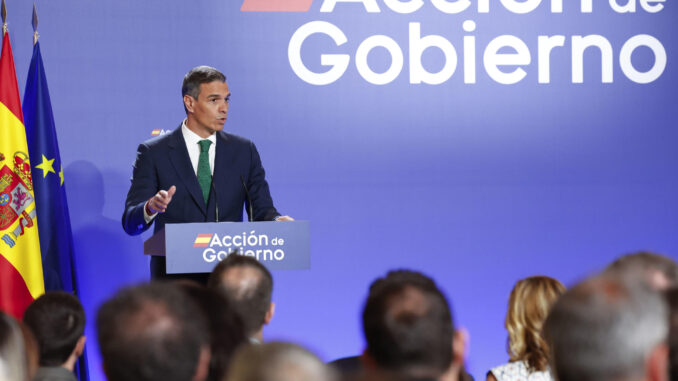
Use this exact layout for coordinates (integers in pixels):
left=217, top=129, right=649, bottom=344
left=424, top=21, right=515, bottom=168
left=241, top=0, right=313, bottom=12
left=0, top=254, right=34, bottom=319
left=0, top=33, right=24, bottom=123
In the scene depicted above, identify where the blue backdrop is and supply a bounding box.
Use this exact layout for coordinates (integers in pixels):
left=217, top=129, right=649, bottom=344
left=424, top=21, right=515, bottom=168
left=3, top=1, right=677, bottom=379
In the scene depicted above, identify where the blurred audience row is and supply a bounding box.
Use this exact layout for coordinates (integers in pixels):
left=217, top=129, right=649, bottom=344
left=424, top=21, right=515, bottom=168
left=1, top=251, right=677, bottom=381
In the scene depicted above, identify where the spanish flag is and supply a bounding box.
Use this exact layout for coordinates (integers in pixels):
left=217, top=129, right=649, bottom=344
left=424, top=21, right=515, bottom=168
left=0, top=20, right=45, bottom=319
left=193, top=233, right=213, bottom=247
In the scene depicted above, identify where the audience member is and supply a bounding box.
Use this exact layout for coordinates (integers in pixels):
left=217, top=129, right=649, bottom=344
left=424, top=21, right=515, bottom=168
left=0, top=310, right=29, bottom=381
left=487, top=276, right=565, bottom=381
left=606, top=251, right=678, bottom=289
left=226, top=341, right=337, bottom=381
left=23, top=291, right=86, bottom=381
left=97, top=282, right=211, bottom=381
left=667, top=288, right=678, bottom=381
left=544, top=274, right=669, bottom=381
left=207, top=254, right=275, bottom=343
left=30, top=251, right=674, bottom=381
left=177, top=281, right=248, bottom=381
left=360, top=269, right=470, bottom=381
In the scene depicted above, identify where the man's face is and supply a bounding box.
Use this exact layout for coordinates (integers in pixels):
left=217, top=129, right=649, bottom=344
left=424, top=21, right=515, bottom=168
left=184, top=80, right=230, bottom=138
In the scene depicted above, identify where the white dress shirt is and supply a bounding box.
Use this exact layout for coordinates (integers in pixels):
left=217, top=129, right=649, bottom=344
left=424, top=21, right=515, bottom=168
left=181, top=120, right=216, bottom=176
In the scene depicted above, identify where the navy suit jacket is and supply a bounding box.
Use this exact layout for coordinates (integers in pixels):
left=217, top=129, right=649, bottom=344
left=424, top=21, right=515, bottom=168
left=122, top=126, right=280, bottom=278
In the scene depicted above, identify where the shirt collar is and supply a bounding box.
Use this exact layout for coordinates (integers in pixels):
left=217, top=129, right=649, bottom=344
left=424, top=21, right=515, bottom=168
left=181, top=119, right=217, bottom=146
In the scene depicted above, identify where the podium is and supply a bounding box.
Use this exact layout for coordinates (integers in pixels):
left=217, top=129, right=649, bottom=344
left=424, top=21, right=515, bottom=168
left=144, top=221, right=310, bottom=274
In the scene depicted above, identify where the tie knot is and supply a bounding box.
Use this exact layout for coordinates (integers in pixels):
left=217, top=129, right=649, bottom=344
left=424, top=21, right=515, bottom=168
left=198, top=139, right=212, bottom=153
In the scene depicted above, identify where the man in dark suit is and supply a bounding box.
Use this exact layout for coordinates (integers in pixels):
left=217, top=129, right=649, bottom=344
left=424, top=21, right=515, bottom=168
left=122, top=66, right=292, bottom=279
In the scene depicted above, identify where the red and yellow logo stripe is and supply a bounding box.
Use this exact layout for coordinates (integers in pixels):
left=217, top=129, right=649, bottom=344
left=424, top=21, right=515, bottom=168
left=193, top=234, right=212, bottom=247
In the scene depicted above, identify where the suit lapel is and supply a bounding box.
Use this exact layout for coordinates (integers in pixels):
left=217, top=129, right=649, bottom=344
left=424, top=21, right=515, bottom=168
left=168, top=126, right=207, bottom=216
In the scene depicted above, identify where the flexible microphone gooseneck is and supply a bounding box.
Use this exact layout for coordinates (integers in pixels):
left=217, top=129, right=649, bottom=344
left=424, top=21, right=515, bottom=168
left=240, top=175, right=254, bottom=222
left=210, top=179, right=219, bottom=223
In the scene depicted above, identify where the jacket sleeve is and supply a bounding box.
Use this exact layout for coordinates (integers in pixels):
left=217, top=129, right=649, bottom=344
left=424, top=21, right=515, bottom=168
left=121, top=143, right=157, bottom=235
left=246, top=141, right=280, bottom=222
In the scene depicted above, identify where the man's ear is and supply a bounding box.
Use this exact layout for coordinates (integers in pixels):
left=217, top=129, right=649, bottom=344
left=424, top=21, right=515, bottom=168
left=264, top=302, right=275, bottom=325
left=192, top=346, right=211, bottom=381
left=452, top=328, right=469, bottom=366
left=360, top=349, right=378, bottom=370
left=102, top=361, right=109, bottom=379
left=184, top=95, right=195, bottom=113
left=74, top=336, right=87, bottom=357
left=646, top=343, right=669, bottom=381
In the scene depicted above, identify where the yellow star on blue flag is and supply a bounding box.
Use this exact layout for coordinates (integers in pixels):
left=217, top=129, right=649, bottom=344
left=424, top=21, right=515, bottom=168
left=34, top=154, right=55, bottom=178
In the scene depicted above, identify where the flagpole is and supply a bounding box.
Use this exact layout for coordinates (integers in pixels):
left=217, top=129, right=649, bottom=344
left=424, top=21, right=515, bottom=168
left=2, top=0, right=7, bottom=36
left=32, top=3, right=38, bottom=45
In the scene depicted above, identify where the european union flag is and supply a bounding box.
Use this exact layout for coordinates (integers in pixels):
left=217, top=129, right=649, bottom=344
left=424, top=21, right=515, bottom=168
left=24, top=40, right=89, bottom=381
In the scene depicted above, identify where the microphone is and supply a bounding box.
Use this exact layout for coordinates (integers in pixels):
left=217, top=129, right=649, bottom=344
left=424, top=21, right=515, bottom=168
left=240, top=175, right=253, bottom=222
left=210, top=178, right=219, bottom=223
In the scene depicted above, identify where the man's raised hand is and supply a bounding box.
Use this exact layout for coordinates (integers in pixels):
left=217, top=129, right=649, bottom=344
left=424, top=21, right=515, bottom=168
left=146, top=185, right=176, bottom=214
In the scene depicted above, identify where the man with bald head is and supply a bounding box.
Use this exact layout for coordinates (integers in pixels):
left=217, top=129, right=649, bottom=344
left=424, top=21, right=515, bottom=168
left=208, top=254, right=274, bottom=343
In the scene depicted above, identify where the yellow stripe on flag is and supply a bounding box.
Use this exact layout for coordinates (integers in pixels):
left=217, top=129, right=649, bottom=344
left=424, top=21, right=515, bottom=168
left=0, top=101, right=45, bottom=300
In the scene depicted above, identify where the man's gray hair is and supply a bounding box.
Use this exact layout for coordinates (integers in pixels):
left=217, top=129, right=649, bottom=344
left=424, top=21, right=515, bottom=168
left=181, top=65, right=226, bottom=114
left=605, top=251, right=678, bottom=289
left=544, top=274, right=668, bottom=381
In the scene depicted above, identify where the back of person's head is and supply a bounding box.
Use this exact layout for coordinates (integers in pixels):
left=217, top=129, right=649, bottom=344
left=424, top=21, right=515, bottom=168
left=667, top=288, right=678, bottom=381
left=23, top=291, right=85, bottom=367
left=544, top=274, right=669, bottom=381
left=208, top=254, right=273, bottom=337
left=226, top=341, right=337, bottom=381
left=176, top=281, right=248, bottom=381
left=606, top=251, right=678, bottom=289
left=362, top=270, right=454, bottom=379
left=97, top=282, right=210, bottom=381
left=505, top=275, right=565, bottom=372
left=0, top=311, right=28, bottom=381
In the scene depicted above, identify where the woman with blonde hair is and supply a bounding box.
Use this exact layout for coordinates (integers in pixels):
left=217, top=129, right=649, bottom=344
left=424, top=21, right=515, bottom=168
left=487, top=276, right=565, bottom=381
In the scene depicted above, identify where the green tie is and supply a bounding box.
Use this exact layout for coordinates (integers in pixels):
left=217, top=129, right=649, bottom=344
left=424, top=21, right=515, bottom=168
left=197, top=139, right=212, bottom=205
